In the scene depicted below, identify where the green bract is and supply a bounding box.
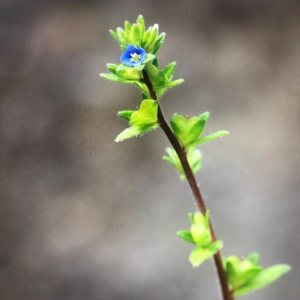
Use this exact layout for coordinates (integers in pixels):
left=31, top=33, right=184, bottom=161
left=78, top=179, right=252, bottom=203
left=116, top=99, right=159, bottom=142
left=178, top=211, right=223, bottom=267
left=170, top=112, right=229, bottom=149
left=109, top=15, right=165, bottom=54
left=223, top=253, right=291, bottom=297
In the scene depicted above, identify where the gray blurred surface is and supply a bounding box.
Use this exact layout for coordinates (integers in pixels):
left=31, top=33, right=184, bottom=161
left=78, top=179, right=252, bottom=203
left=1, top=0, right=299, bottom=299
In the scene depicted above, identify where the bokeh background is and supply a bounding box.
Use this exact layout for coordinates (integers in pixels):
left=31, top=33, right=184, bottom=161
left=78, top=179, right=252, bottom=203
left=1, top=0, right=299, bottom=299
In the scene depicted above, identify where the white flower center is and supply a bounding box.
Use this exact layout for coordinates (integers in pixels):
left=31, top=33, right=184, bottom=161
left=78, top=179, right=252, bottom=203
left=130, top=53, right=141, bottom=62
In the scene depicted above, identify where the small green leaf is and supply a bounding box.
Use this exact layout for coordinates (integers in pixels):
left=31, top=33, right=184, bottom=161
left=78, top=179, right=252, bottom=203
left=115, top=123, right=159, bottom=142
left=162, top=147, right=183, bottom=175
left=188, top=130, right=229, bottom=148
left=124, top=21, right=131, bottom=36
left=142, top=27, right=152, bottom=46
left=188, top=213, right=194, bottom=224
left=151, top=33, right=165, bottom=55
left=129, top=99, right=158, bottom=126
left=109, top=30, right=122, bottom=44
left=234, top=264, right=291, bottom=296
left=116, top=27, right=125, bottom=40
left=100, top=73, right=136, bottom=83
left=152, top=57, right=159, bottom=68
left=136, top=15, right=145, bottom=35
left=118, top=110, right=135, bottom=121
left=189, top=241, right=223, bottom=267
left=155, top=79, right=184, bottom=90
left=145, top=64, right=167, bottom=88
left=144, top=27, right=158, bottom=50
left=134, top=82, right=150, bottom=98
left=247, top=252, right=260, bottom=266
left=170, top=114, right=208, bottom=148
left=143, top=54, right=156, bottom=64
left=163, top=62, right=177, bottom=79
left=130, top=24, right=142, bottom=46
left=115, top=64, right=143, bottom=80
left=106, top=63, right=118, bottom=74
left=177, top=230, right=196, bottom=244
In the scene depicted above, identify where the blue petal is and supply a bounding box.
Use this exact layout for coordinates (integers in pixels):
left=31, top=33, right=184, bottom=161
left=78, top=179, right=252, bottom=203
left=120, top=53, right=133, bottom=66
left=126, top=44, right=138, bottom=54
left=137, top=48, right=146, bottom=62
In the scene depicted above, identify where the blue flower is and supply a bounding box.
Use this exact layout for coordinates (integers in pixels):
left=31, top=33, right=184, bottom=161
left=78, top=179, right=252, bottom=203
left=120, top=44, right=146, bottom=67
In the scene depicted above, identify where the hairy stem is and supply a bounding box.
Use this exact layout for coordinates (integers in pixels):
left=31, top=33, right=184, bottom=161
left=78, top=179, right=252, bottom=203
left=142, top=69, right=233, bottom=300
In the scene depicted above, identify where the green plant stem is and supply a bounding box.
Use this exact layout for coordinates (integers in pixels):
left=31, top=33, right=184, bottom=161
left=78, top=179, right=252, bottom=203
left=142, top=69, right=233, bottom=300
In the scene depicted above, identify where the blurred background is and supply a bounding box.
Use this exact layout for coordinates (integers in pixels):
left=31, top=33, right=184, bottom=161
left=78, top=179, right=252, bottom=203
left=1, top=0, right=299, bottom=299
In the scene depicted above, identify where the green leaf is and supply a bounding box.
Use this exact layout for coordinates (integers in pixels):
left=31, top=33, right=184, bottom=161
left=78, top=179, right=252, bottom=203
left=115, top=123, right=159, bottom=142
left=109, top=30, right=122, bottom=44
left=188, top=130, right=229, bottom=148
left=190, top=211, right=211, bottom=246
left=100, top=73, right=136, bottom=83
left=162, top=147, right=201, bottom=179
left=145, top=64, right=167, bottom=88
left=142, top=27, right=152, bottom=46
left=247, top=252, right=260, bottom=266
left=143, top=54, right=156, bottom=64
left=136, top=15, right=145, bottom=35
left=129, top=100, right=158, bottom=126
left=187, top=147, right=202, bottom=175
left=130, top=24, right=142, bottom=46
left=162, top=147, right=183, bottom=175
left=151, top=33, right=166, bottom=55
left=106, top=63, right=118, bottom=74
left=189, top=241, right=223, bottom=267
left=177, top=230, right=196, bottom=244
left=170, top=113, right=209, bottom=148
left=116, top=27, right=125, bottom=40
left=152, top=57, right=159, bottom=68
left=234, top=264, right=291, bottom=296
left=188, top=213, right=194, bottom=224
left=155, top=79, right=184, bottom=90
left=118, top=110, right=135, bottom=121
left=134, top=82, right=150, bottom=98
left=115, top=64, right=143, bottom=80
left=124, top=21, right=131, bottom=36
left=144, top=27, right=158, bottom=50
left=163, top=62, right=177, bottom=79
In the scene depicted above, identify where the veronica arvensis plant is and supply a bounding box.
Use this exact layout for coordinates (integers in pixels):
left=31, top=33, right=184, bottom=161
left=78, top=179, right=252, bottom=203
left=100, top=15, right=291, bottom=300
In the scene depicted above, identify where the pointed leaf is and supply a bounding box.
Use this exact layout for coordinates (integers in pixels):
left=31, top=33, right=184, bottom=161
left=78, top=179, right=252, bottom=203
left=136, top=15, right=145, bottom=35
left=155, top=79, right=184, bottom=90
left=129, top=100, right=158, bottom=127
left=124, top=21, right=131, bottom=36
left=189, top=241, right=223, bottom=267
left=187, top=131, right=229, bottom=148
left=118, top=110, right=134, bottom=121
left=145, top=64, right=167, bottom=87
left=163, top=62, right=177, bottom=79
left=109, top=30, right=122, bottom=44
left=143, top=54, right=156, bottom=64
left=177, top=230, right=196, bottom=244
left=234, top=264, right=291, bottom=296
left=130, top=24, right=142, bottom=46
left=247, top=252, right=260, bottom=266
left=144, top=27, right=157, bottom=50
left=115, top=123, right=159, bottom=142
left=100, top=73, right=136, bottom=83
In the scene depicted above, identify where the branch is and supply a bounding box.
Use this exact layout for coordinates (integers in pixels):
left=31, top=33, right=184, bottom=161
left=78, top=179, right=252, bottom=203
left=142, top=69, right=233, bottom=300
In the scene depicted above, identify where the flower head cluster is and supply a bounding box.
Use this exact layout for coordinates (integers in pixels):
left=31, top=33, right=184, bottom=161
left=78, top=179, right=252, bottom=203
left=120, top=45, right=146, bottom=67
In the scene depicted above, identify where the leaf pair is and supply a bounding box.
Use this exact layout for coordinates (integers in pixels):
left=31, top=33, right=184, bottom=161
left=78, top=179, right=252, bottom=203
left=170, top=112, right=229, bottom=150
left=110, top=15, right=165, bottom=55
left=145, top=62, right=184, bottom=98
left=178, top=211, right=223, bottom=267
left=115, top=100, right=159, bottom=142
left=224, top=253, right=291, bottom=296
left=163, top=147, right=201, bottom=180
